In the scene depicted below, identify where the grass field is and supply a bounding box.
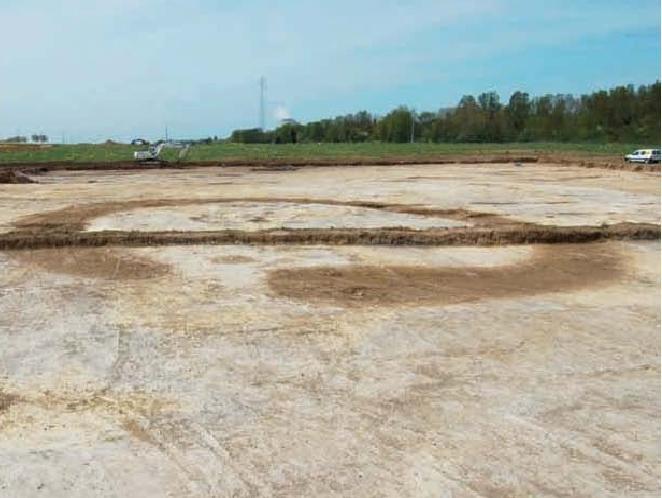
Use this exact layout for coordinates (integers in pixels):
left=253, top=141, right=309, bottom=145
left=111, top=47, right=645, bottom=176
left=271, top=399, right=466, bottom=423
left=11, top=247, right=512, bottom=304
left=0, top=142, right=649, bottom=164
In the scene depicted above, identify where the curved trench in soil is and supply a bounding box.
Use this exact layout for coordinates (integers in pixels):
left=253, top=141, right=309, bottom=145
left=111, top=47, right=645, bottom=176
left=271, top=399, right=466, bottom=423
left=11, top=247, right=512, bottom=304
left=2, top=197, right=658, bottom=252
left=10, top=197, right=514, bottom=234
left=267, top=243, right=624, bottom=307
left=3, top=197, right=655, bottom=306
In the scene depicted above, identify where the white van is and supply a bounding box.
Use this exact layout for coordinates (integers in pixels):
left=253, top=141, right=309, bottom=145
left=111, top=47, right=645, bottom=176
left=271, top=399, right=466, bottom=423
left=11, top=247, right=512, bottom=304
left=624, top=149, right=660, bottom=164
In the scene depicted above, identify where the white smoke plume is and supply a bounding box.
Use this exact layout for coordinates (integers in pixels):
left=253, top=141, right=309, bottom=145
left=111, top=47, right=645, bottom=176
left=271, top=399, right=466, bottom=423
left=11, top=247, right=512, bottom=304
left=273, top=105, right=291, bottom=121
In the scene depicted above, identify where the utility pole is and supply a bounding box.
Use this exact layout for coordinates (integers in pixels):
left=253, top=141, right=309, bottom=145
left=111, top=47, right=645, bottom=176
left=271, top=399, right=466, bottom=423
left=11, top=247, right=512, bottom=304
left=259, top=76, right=266, bottom=131
left=165, top=125, right=169, bottom=142
left=410, top=110, right=416, bottom=144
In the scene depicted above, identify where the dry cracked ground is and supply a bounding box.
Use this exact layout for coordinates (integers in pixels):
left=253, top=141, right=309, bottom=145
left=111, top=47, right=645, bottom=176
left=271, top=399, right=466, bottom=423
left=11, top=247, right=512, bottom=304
left=0, top=162, right=660, bottom=497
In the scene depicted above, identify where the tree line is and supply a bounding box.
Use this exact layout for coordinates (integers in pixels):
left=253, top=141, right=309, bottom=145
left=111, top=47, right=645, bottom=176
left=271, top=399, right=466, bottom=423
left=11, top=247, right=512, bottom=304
left=230, top=81, right=660, bottom=144
left=0, top=134, right=49, bottom=144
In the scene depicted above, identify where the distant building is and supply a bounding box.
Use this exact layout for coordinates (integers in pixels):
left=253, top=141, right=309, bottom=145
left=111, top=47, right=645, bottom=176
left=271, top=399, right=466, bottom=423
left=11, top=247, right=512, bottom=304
left=131, top=138, right=149, bottom=146
left=280, top=118, right=299, bottom=126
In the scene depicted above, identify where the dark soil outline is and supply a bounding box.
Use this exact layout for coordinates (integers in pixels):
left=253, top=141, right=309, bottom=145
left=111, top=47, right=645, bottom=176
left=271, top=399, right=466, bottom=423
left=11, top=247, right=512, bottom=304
left=2, top=197, right=659, bottom=252
left=266, top=243, right=626, bottom=307
left=1, top=197, right=658, bottom=283
left=10, top=197, right=516, bottom=235
left=1, top=222, right=659, bottom=252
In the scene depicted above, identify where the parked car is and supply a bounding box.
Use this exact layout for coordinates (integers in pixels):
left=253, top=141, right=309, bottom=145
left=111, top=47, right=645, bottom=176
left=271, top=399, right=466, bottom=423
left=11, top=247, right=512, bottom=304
left=623, top=149, right=660, bottom=164
left=131, top=138, right=149, bottom=146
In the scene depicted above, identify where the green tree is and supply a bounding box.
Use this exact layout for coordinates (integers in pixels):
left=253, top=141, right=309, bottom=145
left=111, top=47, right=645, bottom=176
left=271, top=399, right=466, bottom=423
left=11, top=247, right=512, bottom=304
left=450, top=96, right=483, bottom=142
left=228, top=80, right=661, bottom=145
left=506, top=91, right=530, bottom=139
left=376, top=107, right=415, bottom=143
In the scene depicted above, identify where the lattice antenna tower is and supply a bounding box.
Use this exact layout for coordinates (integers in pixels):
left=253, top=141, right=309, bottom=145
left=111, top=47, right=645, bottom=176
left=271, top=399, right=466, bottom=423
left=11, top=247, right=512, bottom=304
left=259, top=77, right=266, bottom=130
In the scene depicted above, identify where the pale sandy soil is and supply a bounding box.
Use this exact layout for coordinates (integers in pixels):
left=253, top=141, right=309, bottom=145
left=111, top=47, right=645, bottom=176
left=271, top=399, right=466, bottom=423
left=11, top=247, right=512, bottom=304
left=0, top=162, right=659, bottom=497
left=0, top=163, right=658, bottom=233
left=86, top=201, right=466, bottom=232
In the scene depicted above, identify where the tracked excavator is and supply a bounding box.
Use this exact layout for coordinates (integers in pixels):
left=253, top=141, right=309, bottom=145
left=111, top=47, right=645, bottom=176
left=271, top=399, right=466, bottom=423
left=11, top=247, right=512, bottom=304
left=134, top=141, right=190, bottom=164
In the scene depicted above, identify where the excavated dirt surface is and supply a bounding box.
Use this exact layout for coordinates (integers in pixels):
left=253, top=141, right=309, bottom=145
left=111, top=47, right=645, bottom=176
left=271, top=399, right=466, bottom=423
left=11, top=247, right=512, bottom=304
left=14, top=247, right=170, bottom=280
left=0, top=161, right=659, bottom=497
left=0, top=169, right=37, bottom=184
left=267, top=243, right=622, bottom=307
left=2, top=152, right=659, bottom=173
left=10, top=197, right=511, bottom=234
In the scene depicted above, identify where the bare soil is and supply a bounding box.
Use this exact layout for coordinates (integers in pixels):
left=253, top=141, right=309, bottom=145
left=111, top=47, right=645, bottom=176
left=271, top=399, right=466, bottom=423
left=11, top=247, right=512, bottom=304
left=11, top=197, right=514, bottom=234
left=0, top=390, right=18, bottom=412
left=3, top=197, right=658, bottom=254
left=1, top=154, right=539, bottom=172
left=0, top=161, right=658, bottom=497
left=1, top=222, right=658, bottom=253
left=3, top=153, right=659, bottom=174
left=14, top=247, right=169, bottom=280
left=0, top=170, right=37, bottom=184
left=540, top=153, right=662, bottom=172
left=267, top=243, right=622, bottom=306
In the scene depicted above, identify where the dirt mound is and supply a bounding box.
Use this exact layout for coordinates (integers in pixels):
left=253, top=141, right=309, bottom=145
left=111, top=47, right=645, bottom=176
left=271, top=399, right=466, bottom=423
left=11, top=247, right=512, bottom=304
left=540, top=154, right=661, bottom=173
left=267, top=243, right=623, bottom=307
left=0, top=170, right=37, bottom=184
left=1, top=222, right=658, bottom=252
left=1, top=154, right=658, bottom=173
left=0, top=155, right=539, bottom=172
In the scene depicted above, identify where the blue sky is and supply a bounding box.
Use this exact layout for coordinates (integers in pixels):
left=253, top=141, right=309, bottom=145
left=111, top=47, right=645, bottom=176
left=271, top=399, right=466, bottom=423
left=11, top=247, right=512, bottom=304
left=0, top=0, right=659, bottom=142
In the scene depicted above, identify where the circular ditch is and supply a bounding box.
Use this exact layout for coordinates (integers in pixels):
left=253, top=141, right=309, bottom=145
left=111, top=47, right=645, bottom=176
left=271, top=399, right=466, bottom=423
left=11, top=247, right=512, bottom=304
left=85, top=201, right=468, bottom=232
